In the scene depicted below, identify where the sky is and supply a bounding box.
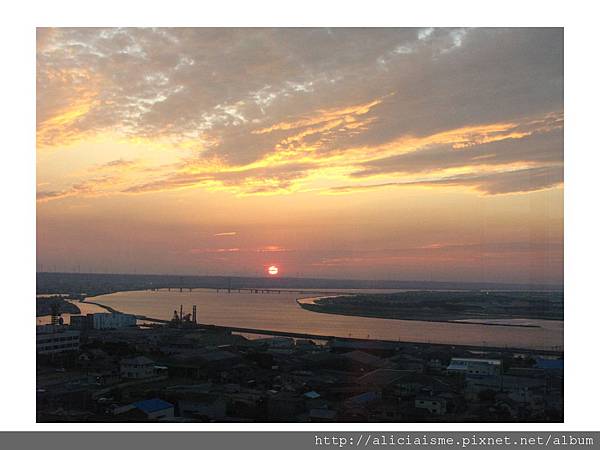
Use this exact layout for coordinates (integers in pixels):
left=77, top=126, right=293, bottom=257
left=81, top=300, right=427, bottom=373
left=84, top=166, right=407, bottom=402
left=36, top=28, right=563, bottom=284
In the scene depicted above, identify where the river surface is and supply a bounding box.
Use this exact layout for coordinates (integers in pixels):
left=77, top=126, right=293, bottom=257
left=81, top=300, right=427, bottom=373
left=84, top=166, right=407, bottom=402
left=89, top=289, right=563, bottom=350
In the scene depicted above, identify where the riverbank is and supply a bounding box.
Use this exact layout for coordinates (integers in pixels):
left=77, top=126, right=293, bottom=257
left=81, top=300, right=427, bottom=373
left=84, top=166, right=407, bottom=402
left=81, top=297, right=562, bottom=356
left=80, top=289, right=563, bottom=351
left=298, top=301, right=540, bottom=328
left=297, top=290, right=563, bottom=327
left=297, top=299, right=541, bottom=328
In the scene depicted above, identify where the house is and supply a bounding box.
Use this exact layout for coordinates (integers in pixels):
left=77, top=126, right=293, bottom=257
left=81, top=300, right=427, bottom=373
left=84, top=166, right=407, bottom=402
left=357, top=369, right=412, bottom=388
left=120, top=356, right=156, bottom=379
left=267, top=391, right=304, bottom=419
left=329, top=339, right=398, bottom=355
left=165, top=349, right=241, bottom=378
left=366, top=400, right=403, bottom=421
left=428, top=359, right=444, bottom=371
left=303, top=391, right=321, bottom=400
left=344, top=391, right=381, bottom=407
left=392, top=373, right=455, bottom=398
left=224, top=389, right=265, bottom=419
left=415, top=396, right=447, bottom=415
left=447, top=358, right=502, bottom=376
left=464, top=374, right=546, bottom=404
left=178, top=398, right=227, bottom=420
left=252, top=337, right=295, bottom=349
left=389, top=354, right=425, bottom=372
left=309, top=408, right=337, bottom=422
left=338, top=350, right=388, bottom=371
left=132, top=398, right=174, bottom=420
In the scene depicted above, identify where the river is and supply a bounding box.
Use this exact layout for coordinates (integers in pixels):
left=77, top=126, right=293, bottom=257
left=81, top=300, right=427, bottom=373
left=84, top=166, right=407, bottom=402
left=88, top=288, right=563, bottom=350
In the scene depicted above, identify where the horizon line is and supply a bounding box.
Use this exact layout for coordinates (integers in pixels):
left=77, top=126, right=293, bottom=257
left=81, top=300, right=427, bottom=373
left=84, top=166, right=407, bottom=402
left=36, top=271, right=564, bottom=289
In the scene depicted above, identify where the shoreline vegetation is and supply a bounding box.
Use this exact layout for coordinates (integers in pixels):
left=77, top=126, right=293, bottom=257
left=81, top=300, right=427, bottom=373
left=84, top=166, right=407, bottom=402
left=36, top=296, right=81, bottom=317
left=297, top=291, right=563, bottom=328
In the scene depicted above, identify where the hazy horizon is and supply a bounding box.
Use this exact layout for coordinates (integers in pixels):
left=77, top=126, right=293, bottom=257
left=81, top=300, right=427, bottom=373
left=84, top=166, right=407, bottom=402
left=37, top=28, right=563, bottom=285
left=35, top=270, right=564, bottom=289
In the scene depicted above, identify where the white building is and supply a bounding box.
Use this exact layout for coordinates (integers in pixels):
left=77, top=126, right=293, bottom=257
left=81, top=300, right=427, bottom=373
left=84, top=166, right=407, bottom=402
left=120, top=356, right=156, bottom=379
left=447, top=358, right=502, bottom=376
left=91, top=312, right=137, bottom=330
left=36, top=325, right=80, bottom=354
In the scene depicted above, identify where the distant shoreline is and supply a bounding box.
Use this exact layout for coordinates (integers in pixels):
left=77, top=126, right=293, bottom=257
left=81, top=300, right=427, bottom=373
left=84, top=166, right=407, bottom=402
left=36, top=271, right=564, bottom=295
left=296, top=300, right=541, bottom=328
left=295, top=293, right=565, bottom=328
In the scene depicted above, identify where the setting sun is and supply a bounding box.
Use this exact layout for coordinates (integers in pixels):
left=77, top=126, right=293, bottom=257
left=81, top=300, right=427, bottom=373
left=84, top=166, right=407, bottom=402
left=32, top=25, right=565, bottom=427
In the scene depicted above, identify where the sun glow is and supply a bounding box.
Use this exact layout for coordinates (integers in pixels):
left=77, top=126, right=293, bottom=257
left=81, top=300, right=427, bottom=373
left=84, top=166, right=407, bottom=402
left=267, top=265, right=279, bottom=276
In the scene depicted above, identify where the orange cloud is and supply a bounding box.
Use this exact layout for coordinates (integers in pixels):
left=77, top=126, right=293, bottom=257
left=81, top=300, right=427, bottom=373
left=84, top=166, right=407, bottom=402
left=38, top=112, right=563, bottom=201
left=252, top=98, right=384, bottom=135
left=36, top=68, right=101, bottom=148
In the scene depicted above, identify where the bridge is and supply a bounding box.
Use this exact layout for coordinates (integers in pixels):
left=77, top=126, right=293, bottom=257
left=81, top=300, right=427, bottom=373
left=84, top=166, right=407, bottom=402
left=146, top=287, right=351, bottom=295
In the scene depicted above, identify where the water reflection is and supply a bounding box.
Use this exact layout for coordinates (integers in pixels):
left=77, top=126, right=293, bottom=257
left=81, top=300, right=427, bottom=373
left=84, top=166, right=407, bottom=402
left=91, top=289, right=562, bottom=350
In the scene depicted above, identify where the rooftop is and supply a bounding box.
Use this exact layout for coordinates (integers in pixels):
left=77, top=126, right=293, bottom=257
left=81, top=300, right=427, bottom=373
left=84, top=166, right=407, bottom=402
left=449, top=358, right=502, bottom=366
left=303, top=391, right=321, bottom=399
left=358, top=369, right=411, bottom=386
left=535, top=358, right=564, bottom=370
left=133, top=398, right=174, bottom=414
left=342, top=350, right=385, bottom=366
left=121, top=356, right=155, bottom=365
left=310, top=408, right=337, bottom=420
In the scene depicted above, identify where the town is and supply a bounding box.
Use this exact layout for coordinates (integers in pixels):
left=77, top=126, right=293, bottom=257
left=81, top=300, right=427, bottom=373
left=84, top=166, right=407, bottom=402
left=37, top=304, right=563, bottom=422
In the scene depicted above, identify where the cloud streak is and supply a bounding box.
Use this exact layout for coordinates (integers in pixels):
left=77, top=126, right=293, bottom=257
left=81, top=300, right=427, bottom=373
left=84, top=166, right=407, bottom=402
left=328, top=166, right=563, bottom=196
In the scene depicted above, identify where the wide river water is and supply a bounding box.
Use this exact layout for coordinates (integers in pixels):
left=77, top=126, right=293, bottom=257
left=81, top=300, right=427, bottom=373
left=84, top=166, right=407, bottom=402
left=89, top=289, right=563, bottom=351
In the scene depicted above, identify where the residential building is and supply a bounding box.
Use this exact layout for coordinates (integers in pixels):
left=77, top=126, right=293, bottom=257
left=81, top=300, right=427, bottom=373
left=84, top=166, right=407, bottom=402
left=36, top=325, right=80, bottom=354
left=120, top=356, right=156, bottom=379
left=447, top=358, right=502, bottom=376
left=178, top=398, right=227, bottom=420
left=464, top=374, right=546, bottom=404
left=415, top=396, right=448, bottom=415
left=129, top=399, right=174, bottom=420
left=90, top=312, right=137, bottom=330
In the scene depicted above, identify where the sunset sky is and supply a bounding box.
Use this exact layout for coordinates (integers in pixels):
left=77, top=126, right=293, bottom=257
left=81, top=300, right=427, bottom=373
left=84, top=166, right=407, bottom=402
left=36, top=28, right=563, bottom=284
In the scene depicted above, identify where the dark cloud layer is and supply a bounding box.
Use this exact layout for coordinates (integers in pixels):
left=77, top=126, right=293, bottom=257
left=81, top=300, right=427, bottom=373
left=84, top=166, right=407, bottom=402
left=352, top=119, right=563, bottom=178
left=331, top=166, right=563, bottom=196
